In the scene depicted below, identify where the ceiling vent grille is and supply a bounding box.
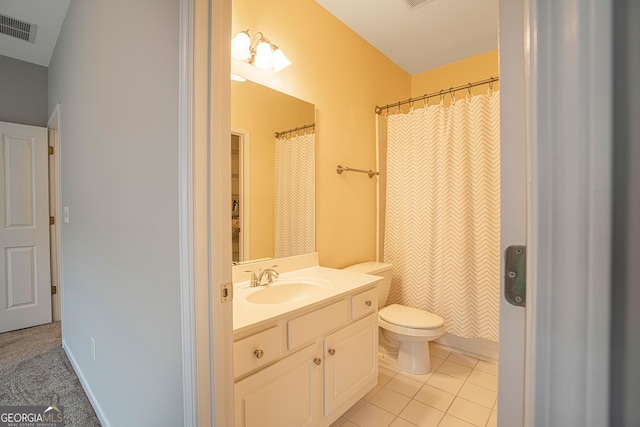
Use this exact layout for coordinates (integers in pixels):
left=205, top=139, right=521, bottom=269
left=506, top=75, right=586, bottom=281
left=0, top=14, right=37, bottom=43
left=402, top=0, right=436, bottom=10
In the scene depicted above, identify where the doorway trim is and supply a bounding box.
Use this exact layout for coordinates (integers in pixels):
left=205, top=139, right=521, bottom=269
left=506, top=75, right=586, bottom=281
left=231, top=127, right=251, bottom=262
left=180, top=0, right=234, bottom=425
left=524, top=0, right=613, bottom=426
left=47, top=104, right=63, bottom=325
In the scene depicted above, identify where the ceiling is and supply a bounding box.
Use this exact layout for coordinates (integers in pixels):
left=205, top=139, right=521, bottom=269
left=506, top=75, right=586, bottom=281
left=0, top=0, right=497, bottom=74
left=0, top=0, right=70, bottom=67
left=316, top=0, right=498, bottom=75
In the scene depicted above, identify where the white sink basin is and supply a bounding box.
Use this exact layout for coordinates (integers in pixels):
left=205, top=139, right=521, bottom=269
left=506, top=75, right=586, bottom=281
left=246, top=279, right=329, bottom=304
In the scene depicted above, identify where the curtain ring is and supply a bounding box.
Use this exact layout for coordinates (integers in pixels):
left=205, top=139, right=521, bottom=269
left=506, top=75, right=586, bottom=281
left=409, top=99, right=414, bottom=113
left=466, top=83, right=473, bottom=101
left=395, top=102, right=401, bottom=115
left=439, top=90, right=445, bottom=107
left=450, top=88, right=456, bottom=105
left=488, top=81, right=494, bottom=96
left=423, top=94, right=428, bottom=109
left=385, top=106, right=389, bottom=119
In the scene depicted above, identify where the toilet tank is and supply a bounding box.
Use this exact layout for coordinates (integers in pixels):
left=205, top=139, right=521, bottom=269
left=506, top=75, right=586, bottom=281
left=343, top=262, right=393, bottom=308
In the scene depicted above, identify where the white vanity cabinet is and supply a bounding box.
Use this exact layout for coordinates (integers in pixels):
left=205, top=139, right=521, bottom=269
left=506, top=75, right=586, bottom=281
left=324, top=313, right=378, bottom=417
left=235, top=341, right=324, bottom=427
left=234, top=286, right=378, bottom=427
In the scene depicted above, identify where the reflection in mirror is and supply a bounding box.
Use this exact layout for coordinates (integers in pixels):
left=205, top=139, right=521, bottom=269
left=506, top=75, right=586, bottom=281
left=231, top=79, right=316, bottom=263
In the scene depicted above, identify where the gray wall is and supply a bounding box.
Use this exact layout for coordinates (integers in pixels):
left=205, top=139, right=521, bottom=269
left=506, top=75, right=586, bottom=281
left=47, top=0, right=183, bottom=425
left=0, top=55, right=48, bottom=126
left=611, top=0, right=640, bottom=425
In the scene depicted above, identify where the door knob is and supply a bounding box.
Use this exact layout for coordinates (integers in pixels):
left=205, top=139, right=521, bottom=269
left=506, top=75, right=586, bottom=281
left=314, top=358, right=322, bottom=365
left=328, top=348, right=336, bottom=356
left=254, top=349, right=264, bottom=359
left=365, top=300, right=372, bottom=306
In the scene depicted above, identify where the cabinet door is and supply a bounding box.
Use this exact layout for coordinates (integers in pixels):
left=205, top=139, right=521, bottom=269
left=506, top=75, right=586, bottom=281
left=324, top=313, right=378, bottom=416
left=235, top=341, right=323, bottom=427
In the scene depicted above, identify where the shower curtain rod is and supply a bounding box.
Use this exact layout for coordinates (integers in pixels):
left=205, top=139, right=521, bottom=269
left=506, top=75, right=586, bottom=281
left=375, top=76, right=499, bottom=114
left=274, top=123, right=315, bottom=138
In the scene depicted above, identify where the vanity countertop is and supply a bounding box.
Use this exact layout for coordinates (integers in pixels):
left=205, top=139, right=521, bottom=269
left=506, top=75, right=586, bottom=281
left=233, top=266, right=381, bottom=333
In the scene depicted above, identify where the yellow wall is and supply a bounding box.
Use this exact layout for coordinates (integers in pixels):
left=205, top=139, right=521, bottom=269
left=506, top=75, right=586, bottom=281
left=233, top=0, right=411, bottom=268
left=411, top=50, right=499, bottom=103
left=231, top=80, right=315, bottom=260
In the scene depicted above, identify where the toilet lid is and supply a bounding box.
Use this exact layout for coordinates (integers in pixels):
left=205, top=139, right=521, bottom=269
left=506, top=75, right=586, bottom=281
left=379, top=304, right=444, bottom=329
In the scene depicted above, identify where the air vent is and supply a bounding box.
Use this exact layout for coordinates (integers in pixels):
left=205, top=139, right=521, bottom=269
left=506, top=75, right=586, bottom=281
left=402, top=0, right=436, bottom=10
left=0, top=14, right=37, bottom=43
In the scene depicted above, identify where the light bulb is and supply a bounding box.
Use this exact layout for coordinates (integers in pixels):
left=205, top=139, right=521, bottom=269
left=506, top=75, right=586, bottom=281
left=231, top=31, right=251, bottom=61
left=253, top=41, right=274, bottom=69
left=272, top=48, right=291, bottom=72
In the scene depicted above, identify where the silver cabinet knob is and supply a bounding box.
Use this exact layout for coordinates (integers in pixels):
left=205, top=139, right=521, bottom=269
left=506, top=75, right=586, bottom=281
left=254, top=349, right=264, bottom=359
left=328, top=348, right=336, bottom=356
left=365, top=300, right=372, bottom=307
left=314, top=357, right=322, bottom=366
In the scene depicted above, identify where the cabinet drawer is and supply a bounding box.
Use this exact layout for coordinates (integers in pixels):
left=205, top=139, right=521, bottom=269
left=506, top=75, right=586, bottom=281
left=288, top=300, right=349, bottom=350
left=234, top=326, right=283, bottom=378
left=351, top=288, right=378, bottom=320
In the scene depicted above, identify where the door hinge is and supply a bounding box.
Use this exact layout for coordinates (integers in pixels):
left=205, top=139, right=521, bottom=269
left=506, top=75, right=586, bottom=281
left=505, top=245, right=526, bottom=307
left=48, top=146, right=54, bottom=155
left=51, top=285, right=57, bottom=295
left=50, top=216, right=55, bottom=225
left=221, top=282, right=233, bottom=303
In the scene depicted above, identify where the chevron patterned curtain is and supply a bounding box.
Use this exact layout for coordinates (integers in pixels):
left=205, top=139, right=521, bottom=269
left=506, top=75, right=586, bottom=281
left=384, top=92, right=500, bottom=341
left=274, top=133, right=316, bottom=258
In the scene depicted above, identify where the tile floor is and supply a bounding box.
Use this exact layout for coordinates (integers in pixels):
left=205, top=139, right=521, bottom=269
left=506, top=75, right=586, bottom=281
left=331, top=346, right=498, bottom=427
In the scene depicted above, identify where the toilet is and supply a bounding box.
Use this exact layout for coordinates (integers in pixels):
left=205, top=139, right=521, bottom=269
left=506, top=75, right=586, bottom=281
left=344, top=262, right=446, bottom=374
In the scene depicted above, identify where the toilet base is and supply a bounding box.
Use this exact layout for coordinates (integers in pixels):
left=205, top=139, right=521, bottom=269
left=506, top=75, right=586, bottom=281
left=397, top=341, right=431, bottom=374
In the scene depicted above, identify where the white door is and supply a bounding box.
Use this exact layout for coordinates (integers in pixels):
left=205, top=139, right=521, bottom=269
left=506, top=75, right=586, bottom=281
left=497, top=0, right=527, bottom=425
left=0, top=121, right=51, bottom=333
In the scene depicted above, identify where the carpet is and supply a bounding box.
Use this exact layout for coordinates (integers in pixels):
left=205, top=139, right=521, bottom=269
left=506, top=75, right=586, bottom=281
left=0, top=322, right=101, bottom=426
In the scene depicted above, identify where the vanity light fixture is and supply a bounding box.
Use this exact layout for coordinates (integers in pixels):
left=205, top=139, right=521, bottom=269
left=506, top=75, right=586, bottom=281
left=231, top=30, right=291, bottom=73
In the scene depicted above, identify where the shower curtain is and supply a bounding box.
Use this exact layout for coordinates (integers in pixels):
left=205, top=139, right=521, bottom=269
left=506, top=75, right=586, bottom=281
left=384, top=91, right=500, bottom=341
left=274, top=132, right=316, bottom=258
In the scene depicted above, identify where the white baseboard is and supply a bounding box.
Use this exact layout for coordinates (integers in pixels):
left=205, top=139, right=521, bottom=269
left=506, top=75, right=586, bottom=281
left=434, top=333, right=499, bottom=362
left=62, top=339, right=111, bottom=427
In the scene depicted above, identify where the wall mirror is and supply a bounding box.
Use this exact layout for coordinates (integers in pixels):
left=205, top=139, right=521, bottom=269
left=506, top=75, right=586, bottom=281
left=231, top=79, right=316, bottom=264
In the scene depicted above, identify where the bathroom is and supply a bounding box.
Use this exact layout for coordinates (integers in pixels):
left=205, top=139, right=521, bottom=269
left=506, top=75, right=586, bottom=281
left=230, top=0, right=504, bottom=426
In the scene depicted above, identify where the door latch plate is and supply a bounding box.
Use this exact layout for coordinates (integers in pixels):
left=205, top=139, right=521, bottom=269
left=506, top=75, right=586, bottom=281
left=221, top=282, right=233, bottom=303
left=505, top=245, right=526, bottom=307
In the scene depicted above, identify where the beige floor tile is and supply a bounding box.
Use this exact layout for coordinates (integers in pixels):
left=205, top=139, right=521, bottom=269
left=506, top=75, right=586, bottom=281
left=386, top=374, right=425, bottom=397
left=390, top=417, right=419, bottom=427
left=399, top=370, right=433, bottom=383
left=413, top=384, right=456, bottom=412
left=379, top=367, right=397, bottom=386
left=370, top=387, right=412, bottom=415
left=486, top=410, right=497, bottom=427
left=350, top=402, right=396, bottom=427
left=446, top=353, right=479, bottom=369
left=474, top=360, right=498, bottom=376
left=330, top=417, right=347, bottom=427
left=447, top=397, right=491, bottom=427
left=466, top=370, right=498, bottom=392
left=343, top=399, right=366, bottom=420
left=426, top=372, right=464, bottom=395
left=438, top=414, right=476, bottom=427
left=430, top=356, right=445, bottom=371
left=430, top=345, right=452, bottom=359
left=399, top=400, right=445, bottom=426
left=343, top=421, right=359, bottom=427
left=457, top=382, right=497, bottom=409
left=437, top=361, right=473, bottom=381
left=364, top=384, right=383, bottom=400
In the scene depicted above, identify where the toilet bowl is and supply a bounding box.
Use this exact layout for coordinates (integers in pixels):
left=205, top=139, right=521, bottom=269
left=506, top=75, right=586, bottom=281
left=344, top=262, right=446, bottom=374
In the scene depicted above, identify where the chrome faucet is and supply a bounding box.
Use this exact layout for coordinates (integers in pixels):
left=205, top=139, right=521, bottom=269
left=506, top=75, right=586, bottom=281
left=244, top=265, right=279, bottom=287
